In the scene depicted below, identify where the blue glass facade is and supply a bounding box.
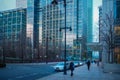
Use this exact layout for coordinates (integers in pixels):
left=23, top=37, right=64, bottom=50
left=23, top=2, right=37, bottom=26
left=26, top=0, right=40, bottom=59
left=12, top=0, right=93, bottom=61
left=38, top=0, right=93, bottom=60
left=0, top=8, right=26, bottom=61
left=114, top=0, right=120, bottom=63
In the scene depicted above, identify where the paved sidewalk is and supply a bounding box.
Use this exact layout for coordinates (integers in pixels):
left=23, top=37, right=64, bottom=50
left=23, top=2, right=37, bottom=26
left=37, top=64, right=120, bottom=80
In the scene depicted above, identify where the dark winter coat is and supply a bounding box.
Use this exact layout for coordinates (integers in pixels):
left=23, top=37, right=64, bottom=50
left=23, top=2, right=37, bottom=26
left=69, top=62, right=74, bottom=71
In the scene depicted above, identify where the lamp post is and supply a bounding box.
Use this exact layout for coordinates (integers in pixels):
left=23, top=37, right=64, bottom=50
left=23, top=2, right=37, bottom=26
left=51, top=0, right=72, bottom=75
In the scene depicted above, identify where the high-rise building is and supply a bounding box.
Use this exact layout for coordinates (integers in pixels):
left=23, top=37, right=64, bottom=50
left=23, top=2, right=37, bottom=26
left=26, top=0, right=40, bottom=59
left=98, top=6, right=102, bottom=61
left=15, top=0, right=93, bottom=61
left=102, top=0, right=114, bottom=64
left=39, top=0, right=93, bottom=60
left=41, top=4, right=63, bottom=60
left=86, top=0, right=93, bottom=43
left=114, top=0, right=120, bottom=63
left=0, top=8, right=26, bottom=62
left=16, top=0, right=27, bottom=8
left=102, top=0, right=120, bottom=64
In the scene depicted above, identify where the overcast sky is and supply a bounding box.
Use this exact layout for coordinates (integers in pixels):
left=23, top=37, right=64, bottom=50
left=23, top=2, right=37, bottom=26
left=93, top=0, right=102, bottom=23
left=0, top=0, right=16, bottom=11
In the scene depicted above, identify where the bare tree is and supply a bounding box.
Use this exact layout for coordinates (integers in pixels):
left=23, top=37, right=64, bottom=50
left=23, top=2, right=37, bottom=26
left=100, top=11, right=115, bottom=63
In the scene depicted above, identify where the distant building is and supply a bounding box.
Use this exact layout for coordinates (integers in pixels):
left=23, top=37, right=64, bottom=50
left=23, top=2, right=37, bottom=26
left=42, top=4, right=63, bottom=60
left=114, top=0, right=120, bottom=63
left=14, top=0, right=93, bottom=61
left=26, top=0, right=40, bottom=59
left=0, top=8, right=26, bottom=61
left=99, top=6, right=102, bottom=61
left=16, top=0, right=27, bottom=8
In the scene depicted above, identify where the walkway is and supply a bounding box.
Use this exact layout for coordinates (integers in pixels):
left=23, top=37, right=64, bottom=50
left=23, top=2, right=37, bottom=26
left=37, top=63, right=120, bottom=80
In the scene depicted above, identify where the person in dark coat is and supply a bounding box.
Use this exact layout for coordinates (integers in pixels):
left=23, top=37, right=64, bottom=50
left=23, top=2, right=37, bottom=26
left=69, top=61, right=74, bottom=76
left=86, top=60, right=91, bottom=71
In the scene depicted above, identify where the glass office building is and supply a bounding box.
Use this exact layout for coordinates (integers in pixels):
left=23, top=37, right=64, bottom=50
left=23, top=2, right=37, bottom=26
left=102, top=0, right=120, bottom=63
left=0, top=8, right=26, bottom=61
left=41, top=4, right=63, bottom=60
left=39, top=0, right=93, bottom=60
left=26, top=0, right=40, bottom=59
left=114, top=0, right=120, bottom=63
left=16, top=0, right=27, bottom=8
left=15, top=0, right=93, bottom=61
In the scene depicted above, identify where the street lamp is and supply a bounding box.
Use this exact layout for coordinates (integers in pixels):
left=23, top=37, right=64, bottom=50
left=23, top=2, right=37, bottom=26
left=51, top=0, right=72, bottom=75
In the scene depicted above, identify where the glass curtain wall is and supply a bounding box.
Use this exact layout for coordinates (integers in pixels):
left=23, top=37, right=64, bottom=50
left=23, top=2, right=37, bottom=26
left=26, top=0, right=39, bottom=61
left=37, top=0, right=93, bottom=61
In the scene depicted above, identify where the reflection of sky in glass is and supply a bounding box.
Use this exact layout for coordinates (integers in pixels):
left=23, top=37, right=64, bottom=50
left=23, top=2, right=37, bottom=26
left=93, top=0, right=102, bottom=23
left=93, top=0, right=102, bottom=42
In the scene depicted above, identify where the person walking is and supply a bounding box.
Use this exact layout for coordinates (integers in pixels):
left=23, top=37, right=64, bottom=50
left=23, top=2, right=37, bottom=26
left=69, top=61, right=74, bottom=76
left=86, top=60, right=91, bottom=71
left=97, top=60, right=99, bottom=66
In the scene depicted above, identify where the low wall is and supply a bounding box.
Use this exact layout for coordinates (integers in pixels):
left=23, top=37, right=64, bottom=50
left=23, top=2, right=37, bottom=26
left=103, top=63, right=120, bottom=73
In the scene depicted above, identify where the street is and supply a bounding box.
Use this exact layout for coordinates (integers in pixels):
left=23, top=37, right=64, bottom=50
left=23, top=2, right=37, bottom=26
left=0, top=63, right=56, bottom=80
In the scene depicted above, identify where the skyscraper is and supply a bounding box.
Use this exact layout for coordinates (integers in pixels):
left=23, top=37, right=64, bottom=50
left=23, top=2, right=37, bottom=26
left=99, top=6, right=102, bottom=61
left=26, top=0, right=40, bottom=59
left=114, top=0, right=120, bottom=63
left=102, top=0, right=120, bottom=64
left=16, top=0, right=40, bottom=60
left=0, top=8, right=26, bottom=61
left=15, top=0, right=93, bottom=61
left=16, top=0, right=27, bottom=8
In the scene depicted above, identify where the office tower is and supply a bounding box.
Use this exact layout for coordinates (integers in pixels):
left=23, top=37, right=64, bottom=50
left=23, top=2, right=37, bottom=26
left=102, top=0, right=114, bottom=63
left=40, top=1, right=63, bottom=60
left=0, top=0, right=16, bottom=11
left=0, top=8, right=26, bottom=62
left=26, top=0, right=40, bottom=59
left=114, top=0, right=120, bottom=63
left=16, top=0, right=27, bottom=8
left=99, top=6, right=102, bottom=61
left=15, top=0, right=93, bottom=61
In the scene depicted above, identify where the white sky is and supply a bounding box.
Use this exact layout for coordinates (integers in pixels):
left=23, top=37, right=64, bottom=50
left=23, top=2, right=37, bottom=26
left=0, top=0, right=16, bottom=11
left=93, top=0, right=102, bottom=42
left=93, top=0, right=102, bottom=24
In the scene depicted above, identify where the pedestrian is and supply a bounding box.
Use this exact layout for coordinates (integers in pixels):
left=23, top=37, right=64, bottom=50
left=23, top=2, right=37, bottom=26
left=97, top=60, right=99, bottom=66
left=86, top=60, right=91, bottom=71
left=69, top=61, right=74, bottom=76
